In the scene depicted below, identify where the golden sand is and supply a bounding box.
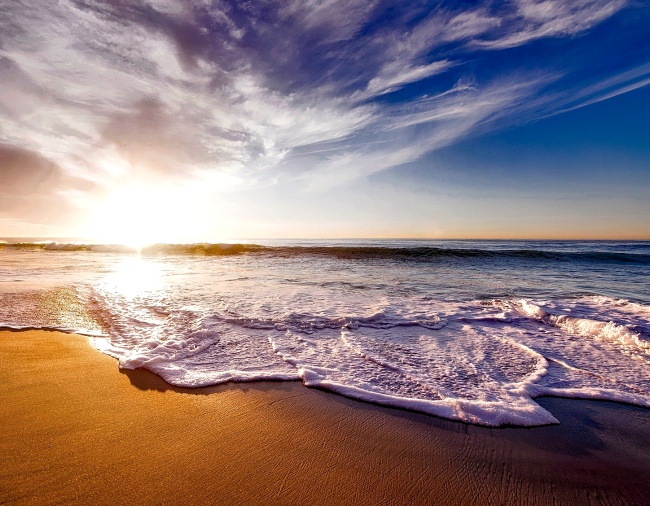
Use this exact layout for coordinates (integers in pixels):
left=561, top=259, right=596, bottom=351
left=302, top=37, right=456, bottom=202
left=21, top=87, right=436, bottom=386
left=1, top=330, right=649, bottom=505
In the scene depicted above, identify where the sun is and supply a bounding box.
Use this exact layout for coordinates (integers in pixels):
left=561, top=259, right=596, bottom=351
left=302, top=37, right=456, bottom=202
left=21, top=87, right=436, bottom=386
left=87, top=183, right=203, bottom=249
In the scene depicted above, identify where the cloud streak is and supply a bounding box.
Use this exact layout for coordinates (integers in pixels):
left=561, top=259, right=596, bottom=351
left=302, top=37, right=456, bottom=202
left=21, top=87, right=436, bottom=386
left=0, top=0, right=648, bottom=220
left=474, top=0, right=628, bottom=49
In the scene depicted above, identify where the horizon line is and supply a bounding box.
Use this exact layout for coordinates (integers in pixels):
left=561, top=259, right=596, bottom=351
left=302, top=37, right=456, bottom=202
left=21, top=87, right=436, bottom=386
left=2, top=236, right=649, bottom=243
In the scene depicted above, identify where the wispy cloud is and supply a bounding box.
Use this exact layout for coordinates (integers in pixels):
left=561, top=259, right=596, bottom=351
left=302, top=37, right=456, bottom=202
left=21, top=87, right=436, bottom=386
left=280, top=0, right=380, bottom=43
left=549, top=63, right=650, bottom=114
left=474, top=0, right=628, bottom=49
left=363, top=60, right=455, bottom=99
left=0, top=142, right=91, bottom=230
left=0, top=0, right=647, bottom=219
left=295, top=76, right=551, bottom=190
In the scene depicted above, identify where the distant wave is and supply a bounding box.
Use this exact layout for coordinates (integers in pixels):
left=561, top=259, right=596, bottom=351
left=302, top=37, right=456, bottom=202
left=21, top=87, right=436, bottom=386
left=0, top=242, right=138, bottom=253
left=0, top=241, right=264, bottom=255
left=2, top=241, right=649, bottom=264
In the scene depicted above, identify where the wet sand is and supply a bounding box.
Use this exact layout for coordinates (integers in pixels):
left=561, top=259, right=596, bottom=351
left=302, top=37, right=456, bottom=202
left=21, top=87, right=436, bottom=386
left=1, top=330, right=649, bottom=505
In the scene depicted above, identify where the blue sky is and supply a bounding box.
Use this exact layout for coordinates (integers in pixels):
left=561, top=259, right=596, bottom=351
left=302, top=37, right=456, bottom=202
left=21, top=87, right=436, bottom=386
left=0, top=0, right=649, bottom=240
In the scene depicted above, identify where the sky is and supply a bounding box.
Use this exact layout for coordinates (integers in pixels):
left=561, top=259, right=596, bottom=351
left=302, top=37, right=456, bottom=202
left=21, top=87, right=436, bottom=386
left=0, top=0, right=649, bottom=242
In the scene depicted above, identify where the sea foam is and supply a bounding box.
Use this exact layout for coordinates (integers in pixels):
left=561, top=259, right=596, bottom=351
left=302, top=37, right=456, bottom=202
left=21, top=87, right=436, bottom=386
left=1, top=241, right=648, bottom=426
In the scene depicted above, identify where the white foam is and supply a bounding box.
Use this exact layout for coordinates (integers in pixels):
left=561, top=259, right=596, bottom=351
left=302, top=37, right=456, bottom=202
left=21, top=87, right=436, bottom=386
left=516, top=299, right=650, bottom=357
left=1, top=247, right=649, bottom=427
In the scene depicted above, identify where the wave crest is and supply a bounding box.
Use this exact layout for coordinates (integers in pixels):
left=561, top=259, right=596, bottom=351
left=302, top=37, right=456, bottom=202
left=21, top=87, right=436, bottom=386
left=2, top=241, right=649, bottom=264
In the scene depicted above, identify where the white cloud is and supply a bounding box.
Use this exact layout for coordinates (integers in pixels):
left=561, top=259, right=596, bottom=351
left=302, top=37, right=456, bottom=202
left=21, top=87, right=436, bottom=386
left=280, top=0, right=380, bottom=42
left=387, top=76, right=550, bottom=131
left=0, top=0, right=643, bottom=211
left=295, top=76, right=550, bottom=191
left=541, top=63, right=650, bottom=116
left=399, top=8, right=501, bottom=54
left=475, top=0, right=628, bottom=49
left=0, top=0, right=377, bottom=194
left=363, top=60, right=455, bottom=98
left=352, top=7, right=498, bottom=100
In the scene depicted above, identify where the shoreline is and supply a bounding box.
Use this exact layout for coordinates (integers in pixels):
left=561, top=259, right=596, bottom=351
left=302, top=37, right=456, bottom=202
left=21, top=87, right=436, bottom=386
left=1, top=330, right=649, bottom=505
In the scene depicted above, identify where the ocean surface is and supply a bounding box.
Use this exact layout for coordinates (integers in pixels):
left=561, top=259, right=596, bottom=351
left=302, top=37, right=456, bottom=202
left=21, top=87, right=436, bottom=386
left=1, top=238, right=649, bottom=427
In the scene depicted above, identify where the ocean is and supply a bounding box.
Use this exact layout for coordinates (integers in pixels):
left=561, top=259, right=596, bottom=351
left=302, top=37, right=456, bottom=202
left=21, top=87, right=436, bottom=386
left=1, top=239, right=648, bottom=427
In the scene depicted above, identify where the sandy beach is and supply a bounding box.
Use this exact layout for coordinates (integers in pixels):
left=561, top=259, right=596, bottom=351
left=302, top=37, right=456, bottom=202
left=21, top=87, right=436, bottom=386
left=1, top=329, right=649, bottom=505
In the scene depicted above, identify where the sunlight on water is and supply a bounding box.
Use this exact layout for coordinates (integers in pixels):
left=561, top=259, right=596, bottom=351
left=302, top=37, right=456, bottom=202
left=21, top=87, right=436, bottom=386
left=101, top=256, right=165, bottom=299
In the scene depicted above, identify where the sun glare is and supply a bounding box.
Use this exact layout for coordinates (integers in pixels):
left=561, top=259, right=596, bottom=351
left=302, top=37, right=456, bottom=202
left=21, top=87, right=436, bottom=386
left=88, top=183, right=203, bottom=249
left=103, top=256, right=165, bottom=299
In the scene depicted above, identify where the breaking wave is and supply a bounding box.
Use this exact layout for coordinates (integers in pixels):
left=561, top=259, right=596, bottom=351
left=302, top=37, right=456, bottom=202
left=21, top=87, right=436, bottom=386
left=2, top=241, right=649, bottom=264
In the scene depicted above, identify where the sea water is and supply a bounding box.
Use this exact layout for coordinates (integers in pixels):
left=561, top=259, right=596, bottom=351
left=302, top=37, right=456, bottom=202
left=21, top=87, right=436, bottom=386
left=1, top=239, right=648, bottom=427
